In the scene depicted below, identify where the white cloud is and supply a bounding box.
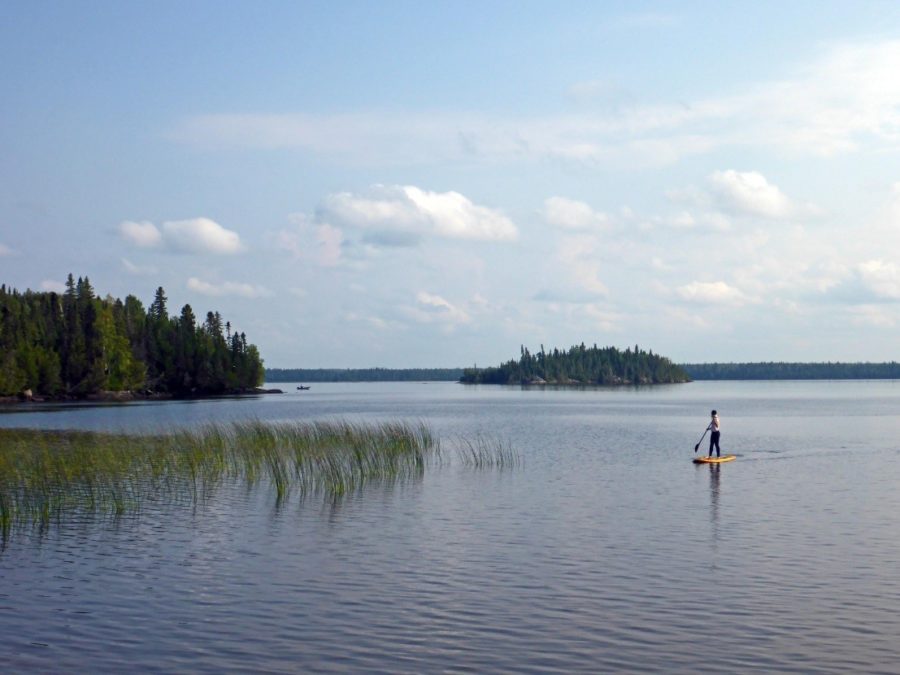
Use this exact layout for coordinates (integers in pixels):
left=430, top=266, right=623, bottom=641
left=276, top=214, right=347, bottom=266
left=676, top=280, right=747, bottom=304
left=173, top=110, right=714, bottom=169
left=120, top=217, right=243, bottom=254
left=320, top=185, right=517, bottom=244
left=752, top=40, right=900, bottom=156
left=40, top=279, right=66, bottom=293
left=0, top=243, right=15, bottom=256
left=886, top=181, right=900, bottom=222
left=344, top=312, right=396, bottom=331
left=316, top=223, right=345, bottom=265
left=709, top=170, right=793, bottom=219
left=187, top=277, right=271, bottom=298
left=173, top=40, right=900, bottom=169
left=583, top=304, right=622, bottom=331
left=543, top=197, right=610, bottom=230
left=162, top=218, right=243, bottom=254
left=856, top=259, right=900, bottom=300
left=651, top=257, right=673, bottom=272
left=556, top=235, right=609, bottom=296
left=410, top=291, right=471, bottom=325
left=120, top=220, right=163, bottom=248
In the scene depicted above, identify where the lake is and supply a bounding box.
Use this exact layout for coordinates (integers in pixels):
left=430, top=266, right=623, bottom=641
left=3, top=380, right=900, bottom=673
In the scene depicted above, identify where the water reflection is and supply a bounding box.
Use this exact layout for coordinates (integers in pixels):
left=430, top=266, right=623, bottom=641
left=6, top=382, right=900, bottom=672
left=709, top=463, right=721, bottom=564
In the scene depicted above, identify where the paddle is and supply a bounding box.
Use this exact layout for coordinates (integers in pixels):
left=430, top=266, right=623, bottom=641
left=694, top=425, right=710, bottom=453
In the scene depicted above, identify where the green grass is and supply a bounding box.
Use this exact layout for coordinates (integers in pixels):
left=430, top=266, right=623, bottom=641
left=0, top=420, right=447, bottom=534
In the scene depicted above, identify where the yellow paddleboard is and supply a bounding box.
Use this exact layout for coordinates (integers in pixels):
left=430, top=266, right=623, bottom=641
left=693, top=455, right=736, bottom=464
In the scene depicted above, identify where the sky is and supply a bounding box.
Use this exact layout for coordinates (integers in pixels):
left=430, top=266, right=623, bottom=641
left=4, top=1, right=900, bottom=367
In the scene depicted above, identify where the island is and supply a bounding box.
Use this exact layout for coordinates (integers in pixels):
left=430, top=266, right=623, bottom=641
left=460, top=343, right=690, bottom=385
left=0, top=275, right=267, bottom=401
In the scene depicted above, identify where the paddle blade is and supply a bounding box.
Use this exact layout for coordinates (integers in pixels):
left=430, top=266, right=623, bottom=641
left=694, top=443, right=699, bottom=452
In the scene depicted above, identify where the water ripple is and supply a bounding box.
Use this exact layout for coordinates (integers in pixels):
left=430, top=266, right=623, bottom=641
left=4, top=382, right=900, bottom=671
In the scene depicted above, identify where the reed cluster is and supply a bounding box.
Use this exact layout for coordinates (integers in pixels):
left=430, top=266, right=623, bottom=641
left=0, top=420, right=438, bottom=533
left=453, top=434, right=521, bottom=469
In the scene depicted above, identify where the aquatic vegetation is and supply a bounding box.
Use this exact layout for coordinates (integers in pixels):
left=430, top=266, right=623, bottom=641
left=453, top=434, right=521, bottom=469
left=0, top=421, right=514, bottom=535
left=0, top=421, right=438, bottom=532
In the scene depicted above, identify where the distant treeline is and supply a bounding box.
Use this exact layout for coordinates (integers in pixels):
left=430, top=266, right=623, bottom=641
left=460, top=343, right=690, bottom=385
left=266, top=368, right=464, bottom=382
left=0, top=275, right=264, bottom=397
left=682, top=362, right=900, bottom=380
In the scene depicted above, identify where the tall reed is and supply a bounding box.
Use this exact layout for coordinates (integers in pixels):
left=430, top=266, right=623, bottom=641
left=453, top=434, right=522, bottom=469
left=0, top=420, right=440, bottom=533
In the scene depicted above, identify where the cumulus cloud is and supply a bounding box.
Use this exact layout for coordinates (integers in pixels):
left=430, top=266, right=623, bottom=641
left=187, top=277, right=271, bottom=298
left=119, top=218, right=243, bottom=254
left=404, top=291, right=471, bottom=326
left=163, top=218, right=243, bottom=254
left=709, top=170, right=793, bottom=219
left=543, top=197, right=610, bottom=230
left=276, top=214, right=346, bottom=266
left=662, top=170, right=814, bottom=231
left=676, top=280, right=747, bottom=304
left=120, top=220, right=163, bottom=248
left=275, top=184, right=516, bottom=267
left=320, top=185, right=517, bottom=244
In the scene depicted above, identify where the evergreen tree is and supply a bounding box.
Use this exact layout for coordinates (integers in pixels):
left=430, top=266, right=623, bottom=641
left=460, top=343, right=690, bottom=385
left=0, top=276, right=265, bottom=397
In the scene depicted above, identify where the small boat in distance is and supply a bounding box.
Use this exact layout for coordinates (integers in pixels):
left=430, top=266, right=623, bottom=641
left=297, top=385, right=311, bottom=390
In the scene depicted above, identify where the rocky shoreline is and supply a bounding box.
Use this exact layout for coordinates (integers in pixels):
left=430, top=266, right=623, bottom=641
left=0, top=388, right=284, bottom=405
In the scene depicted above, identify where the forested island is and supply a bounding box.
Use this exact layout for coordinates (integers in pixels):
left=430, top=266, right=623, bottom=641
left=460, top=344, right=690, bottom=385
left=0, top=275, right=265, bottom=400
left=266, top=368, right=464, bottom=382
left=682, top=362, right=900, bottom=380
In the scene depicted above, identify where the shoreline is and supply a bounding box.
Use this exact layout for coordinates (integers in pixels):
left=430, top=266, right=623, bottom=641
left=0, top=387, right=284, bottom=406
left=459, top=378, right=691, bottom=386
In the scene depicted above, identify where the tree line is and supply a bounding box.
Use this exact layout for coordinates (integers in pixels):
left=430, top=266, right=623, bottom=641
left=681, top=362, right=900, bottom=380
left=460, top=343, right=690, bottom=385
left=0, top=275, right=264, bottom=397
left=266, top=368, right=464, bottom=382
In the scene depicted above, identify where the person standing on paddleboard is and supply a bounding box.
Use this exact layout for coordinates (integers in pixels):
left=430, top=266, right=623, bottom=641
left=708, top=410, right=721, bottom=458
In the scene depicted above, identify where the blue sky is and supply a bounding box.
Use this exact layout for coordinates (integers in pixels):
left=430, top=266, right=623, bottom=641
left=4, top=2, right=900, bottom=367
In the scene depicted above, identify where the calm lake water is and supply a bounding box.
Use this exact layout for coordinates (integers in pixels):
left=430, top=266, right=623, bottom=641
left=3, top=380, right=900, bottom=673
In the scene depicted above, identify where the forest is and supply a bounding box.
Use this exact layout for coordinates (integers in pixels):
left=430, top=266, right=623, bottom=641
left=0, top=275, right=264, bottom=398
left=460, top=343, right=690, bottom=385
left=681, top=362, right=900, bottom=380
left=265, top=368, right=464, bottom=382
